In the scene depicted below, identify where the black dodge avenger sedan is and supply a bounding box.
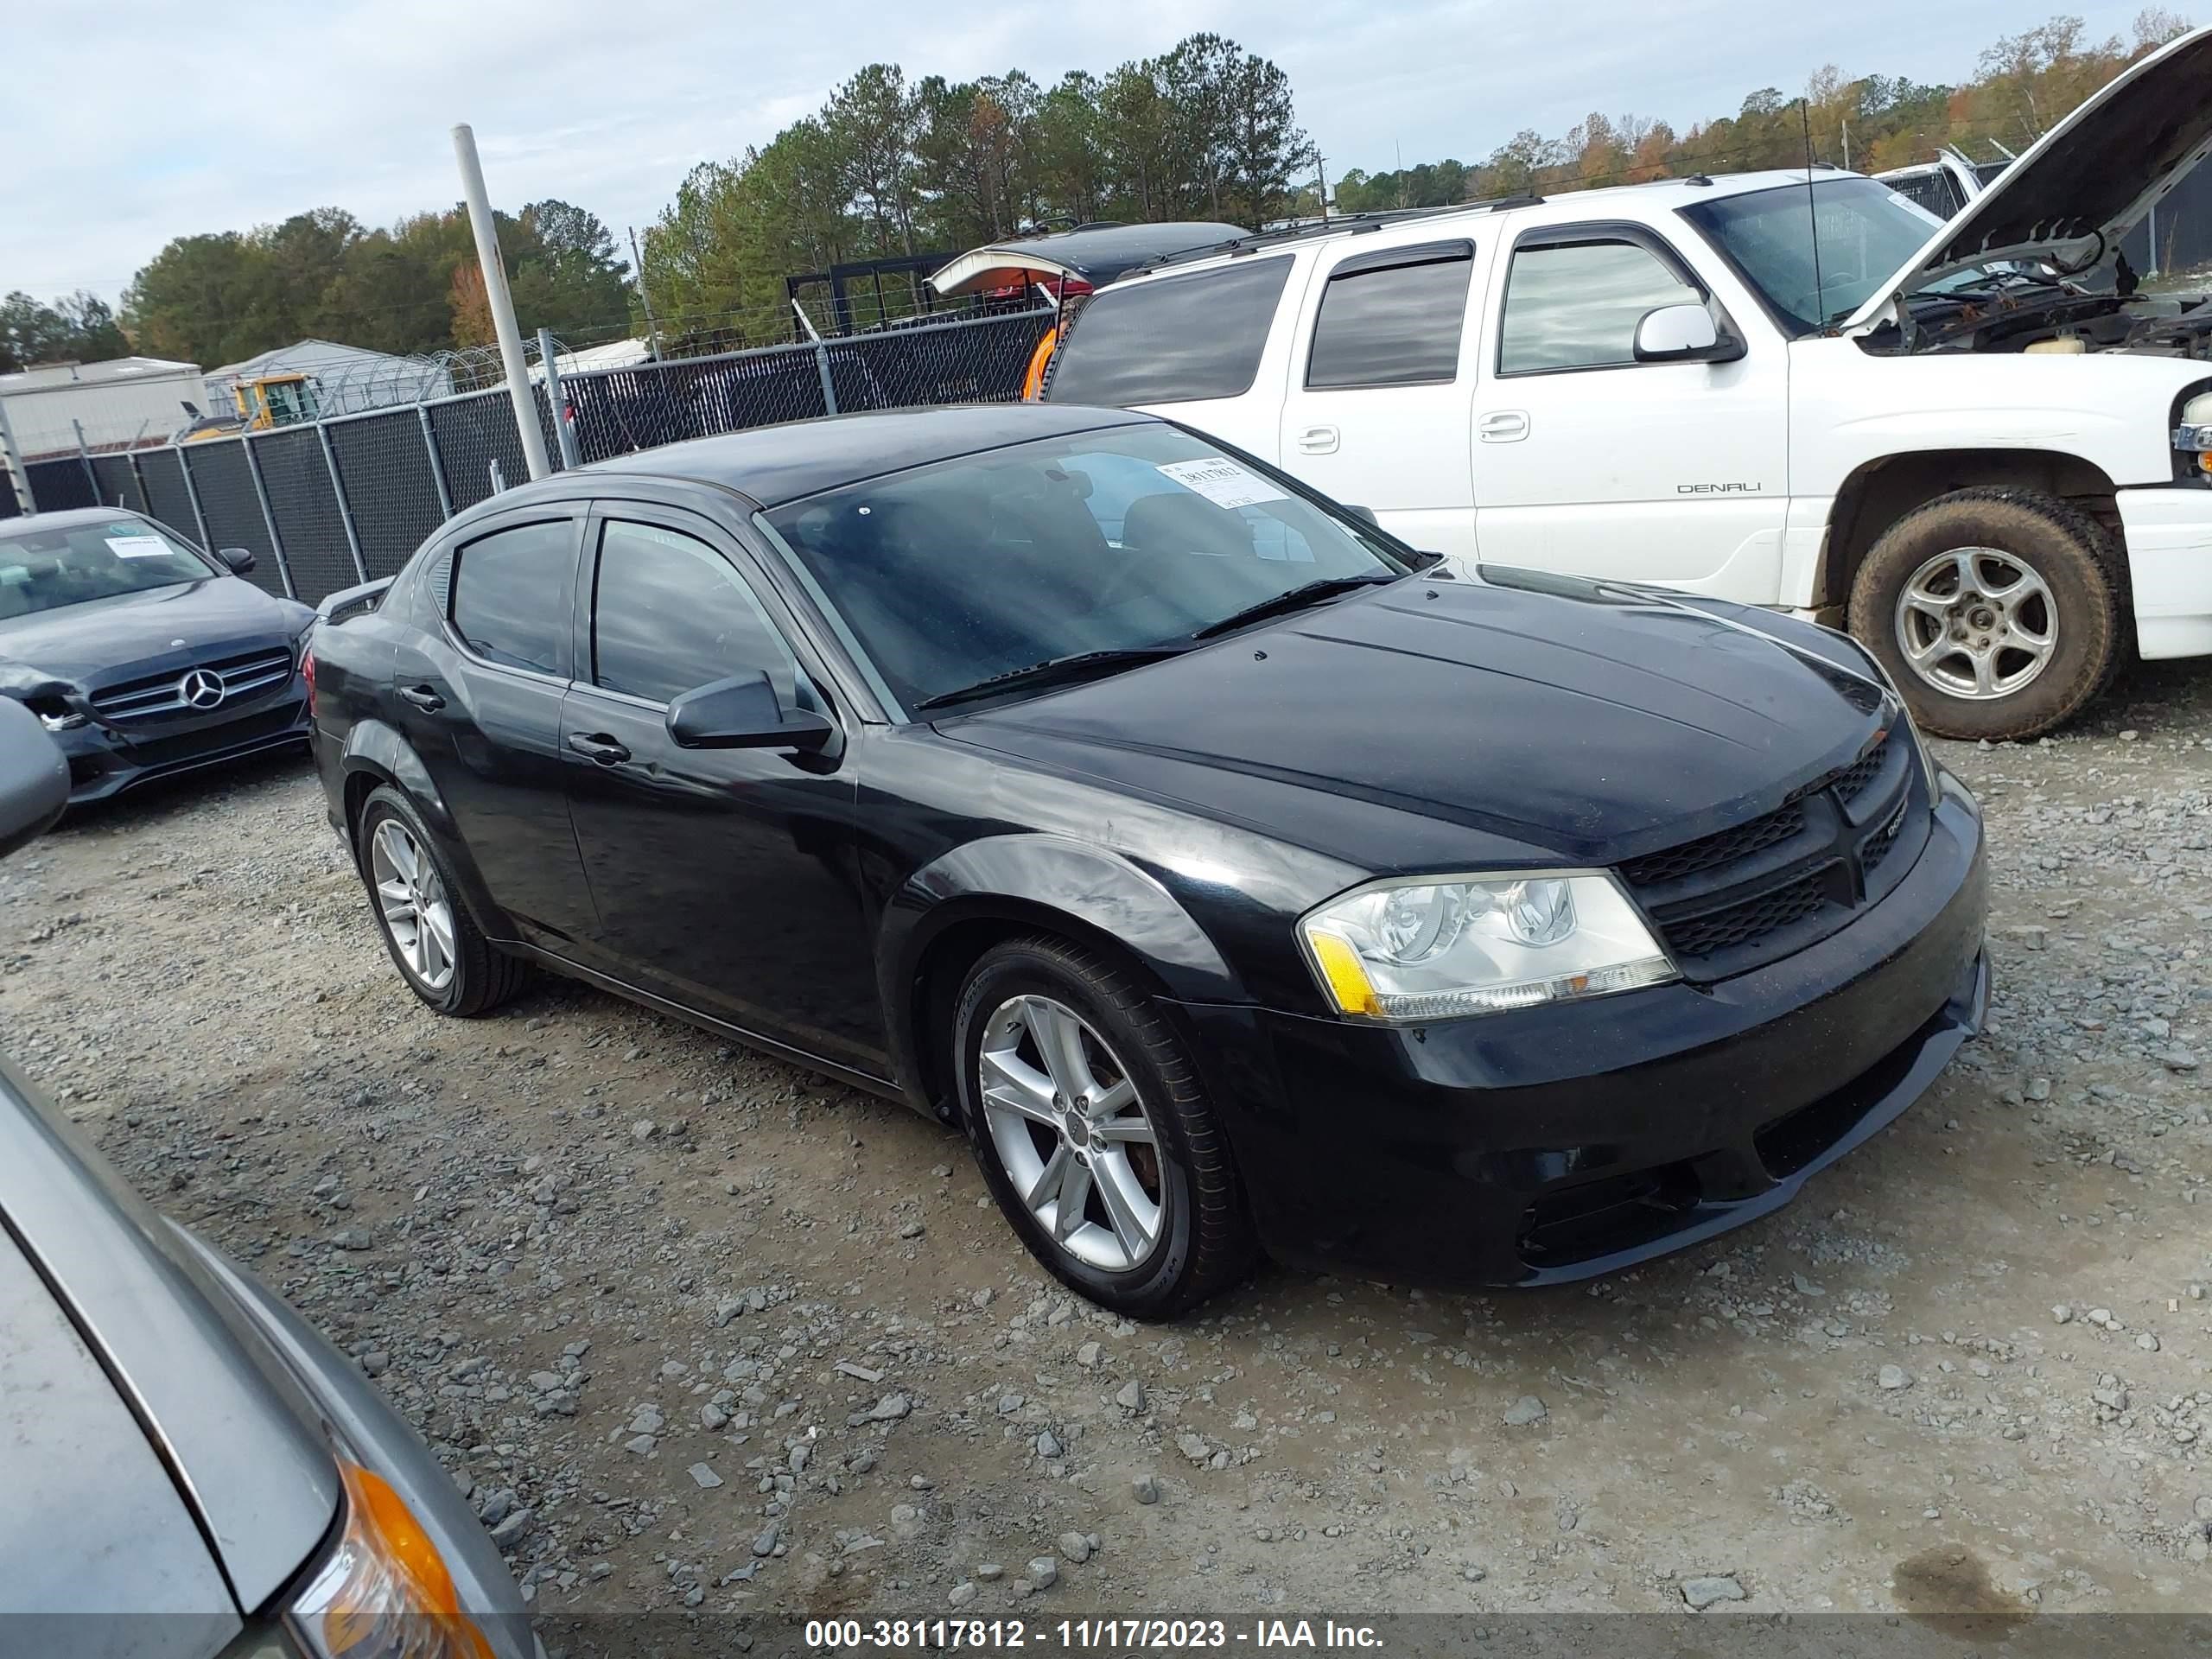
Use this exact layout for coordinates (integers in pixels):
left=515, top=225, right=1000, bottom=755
left=0, top=507, right=316, bottom=802
left=308, top=404, right=1987, bottom=1317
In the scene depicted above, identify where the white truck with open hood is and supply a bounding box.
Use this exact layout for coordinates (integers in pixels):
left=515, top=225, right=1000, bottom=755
left=1044, top=28, right=2212, bottom=739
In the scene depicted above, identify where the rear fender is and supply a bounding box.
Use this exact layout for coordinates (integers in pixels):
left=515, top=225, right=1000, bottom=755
left=339, top=719, right=512, bottom=938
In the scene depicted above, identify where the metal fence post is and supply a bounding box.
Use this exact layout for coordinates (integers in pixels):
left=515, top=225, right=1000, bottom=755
left=240, top=432, right=299, bottom=601
left=316, top=422, right=371, bottom=582
left=813, top=341, right=840, bottom=416
left=176, top=444, right=213, bottom=549
left=72, top=419, right=100, bottom=503
left=538, top=327, right=581, bottom=469
left=126, top=452, right=150, bottom=518
left=416, top=405, right=454, bottom=520
left=0, top=398, right=33, bottom=513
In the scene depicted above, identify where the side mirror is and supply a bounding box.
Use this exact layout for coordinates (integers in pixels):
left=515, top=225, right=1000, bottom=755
left=666, top=671, right=834, bottom=752
left=0, top=700, right=70, bottom=860
left=216, top=546, right=257, bottom=575
left=1633, top=303, right=1744, bottom=363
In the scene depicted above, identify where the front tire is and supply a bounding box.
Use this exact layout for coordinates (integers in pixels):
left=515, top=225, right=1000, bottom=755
left=1847, top=487, right=2123, bottom=741
left=356, top=785, right=527, bottom=1017
left=952, top=936, right=1255, bottom=1319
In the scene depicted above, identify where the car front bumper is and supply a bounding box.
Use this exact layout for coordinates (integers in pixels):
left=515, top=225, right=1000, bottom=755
left=2120, top=483, right=2212, bottom=660
left=48, top=684, right=312, bottom=803
left=1171, top=774, right=1988, bottom=1289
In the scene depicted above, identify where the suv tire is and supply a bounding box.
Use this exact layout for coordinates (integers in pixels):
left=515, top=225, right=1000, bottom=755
left=1847, top=487, right=2124, bottom=741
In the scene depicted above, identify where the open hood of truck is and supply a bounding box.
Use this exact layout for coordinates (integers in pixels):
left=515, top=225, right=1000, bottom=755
left=1846, top=24, right=2212, bottom=329
left=928, top=222, right=1248, bottom=297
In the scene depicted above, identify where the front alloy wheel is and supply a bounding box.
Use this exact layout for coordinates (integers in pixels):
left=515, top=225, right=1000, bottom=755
left=979, top=995, right=1165, bottom=1271
left=952, top=936, right=1255, bottom=1318
left=1891, top=545, right=2056, bottom=701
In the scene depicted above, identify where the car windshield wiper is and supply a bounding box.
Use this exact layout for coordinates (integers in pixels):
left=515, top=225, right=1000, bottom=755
left=914, top=645, right=1191, bottom=712
left=1189, top=573, right=1399, bottom=641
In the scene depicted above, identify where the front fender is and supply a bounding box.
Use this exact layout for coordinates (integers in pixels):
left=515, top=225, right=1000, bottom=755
left=877, top=833, right=1248, bottom=1106
left=339, top=719, right=510, bottom=938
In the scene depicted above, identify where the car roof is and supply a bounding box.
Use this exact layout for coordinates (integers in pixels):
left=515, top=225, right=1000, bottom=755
left=1, top=506, right=142, bottom=532
left=1113, top=169, right=1866, bottom=283
left=571, top=403, right=1156, bottom=509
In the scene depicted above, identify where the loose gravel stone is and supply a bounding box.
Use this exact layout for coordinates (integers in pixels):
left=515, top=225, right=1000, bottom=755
left=1681, top=1576, right=1746, bottom=1610
left=1502, top=1395, right=1547, bottom=1426
left=1878, top=1365, right=1913, bottom=1391
left=1027, top=1557, right=1058, bottom=1590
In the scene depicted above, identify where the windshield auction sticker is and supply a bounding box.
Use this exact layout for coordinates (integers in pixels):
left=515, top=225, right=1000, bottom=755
left=1157, top=457, right=1288, bottom=511
left=103, top=534, right=173, bottom=559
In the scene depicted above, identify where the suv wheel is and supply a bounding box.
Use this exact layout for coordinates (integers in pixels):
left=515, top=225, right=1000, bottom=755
left=357, top=785, right=527, bottom=1016
left=1847, top=487, right=2123, bottom=741
left=952, top=936, right=1255, bottom=1319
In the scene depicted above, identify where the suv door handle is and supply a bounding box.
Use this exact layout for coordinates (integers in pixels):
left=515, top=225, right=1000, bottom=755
left=397, top=683, right=444, bottom=711
left=566, top=732, right=631, bottom=766
left=1296, top=424, right=1340, bottom=455
left=1478, top=410, right=1529, bottom=442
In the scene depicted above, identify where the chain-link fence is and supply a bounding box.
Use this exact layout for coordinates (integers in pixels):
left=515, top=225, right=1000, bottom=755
left=5, top=306, right=1054, bottom=607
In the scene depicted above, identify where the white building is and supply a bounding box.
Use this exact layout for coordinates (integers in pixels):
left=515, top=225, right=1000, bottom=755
left=206, top=338, right=452, bottom=418
left=0, top=356, right=206, bottom=460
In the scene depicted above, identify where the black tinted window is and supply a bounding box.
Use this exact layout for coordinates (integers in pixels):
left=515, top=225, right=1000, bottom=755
left=1306, top=251, right=1472, bottom=388
left=592, top=520, right=792, bottom=705
left=449, top=519, right=574, bottom=676
left=1046, top=257, right=1292, bottom=405
left=1498, top=239, right=1701, bottom=373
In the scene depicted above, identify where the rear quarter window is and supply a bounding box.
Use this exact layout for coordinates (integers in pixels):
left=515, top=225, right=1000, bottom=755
left=1046, top=257, right=1294, bottom=406
left=449, top=518, right=575, bottom=677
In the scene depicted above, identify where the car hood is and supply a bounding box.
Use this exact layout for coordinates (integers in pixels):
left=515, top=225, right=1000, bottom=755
left=0, top=577, right=306, bottom=684
left=928, top=222, right=1249, bottom=296
left=940, top=572, right=1891, bottom=870
left=0, top=1224, right=243, bottom=1656
left=1847, top=25, right=2212, bottom=327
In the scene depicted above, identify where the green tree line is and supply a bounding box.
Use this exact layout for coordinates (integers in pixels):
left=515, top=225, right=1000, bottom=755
left=1331, top=10, right=2192, bottom=213
left=637, top=34, right=1310, bottom=338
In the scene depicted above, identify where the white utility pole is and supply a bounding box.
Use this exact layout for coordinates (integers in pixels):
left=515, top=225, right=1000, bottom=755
left=452, top=122, right=550, bottom=481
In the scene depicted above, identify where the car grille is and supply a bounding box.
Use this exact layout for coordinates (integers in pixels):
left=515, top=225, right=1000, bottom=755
left=130, top=702, right=304, bottom=766
left=1621, top=731, right=1926, bottom=980
left=92, top=647, right=296, bottom=721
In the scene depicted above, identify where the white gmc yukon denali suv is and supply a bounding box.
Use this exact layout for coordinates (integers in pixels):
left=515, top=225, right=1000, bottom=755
left=1045, top=28, right=2212, bottom=739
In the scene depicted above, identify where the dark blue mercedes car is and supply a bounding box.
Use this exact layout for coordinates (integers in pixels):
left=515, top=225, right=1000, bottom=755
left=0, top=507, right=315, bottom=803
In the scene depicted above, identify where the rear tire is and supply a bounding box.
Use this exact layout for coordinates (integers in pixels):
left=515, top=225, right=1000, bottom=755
left=1847, top=487, right=2123, bottom=741
left=952, top=936, right=1255, bottom=1319
left=356, top=785, right=528, bottom=1017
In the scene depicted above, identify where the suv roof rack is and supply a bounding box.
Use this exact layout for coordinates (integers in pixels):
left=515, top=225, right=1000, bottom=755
left=1135, top=194, right=1547, bottom=274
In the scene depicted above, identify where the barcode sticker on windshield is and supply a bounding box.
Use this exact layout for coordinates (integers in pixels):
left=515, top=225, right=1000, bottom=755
left=104, top=535, right=171, bottom=559
left=1156, top=458, right=1287, bottom=510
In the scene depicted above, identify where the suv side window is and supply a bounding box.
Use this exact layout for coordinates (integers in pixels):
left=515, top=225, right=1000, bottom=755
left=1497, top=238, right=1703, bottom=375
left=590, top=518, right=796, bottom=706
left=1045, top=257, right=1293, bottom=405
left=1306, top=241, right=1474, bottom=389
left=448, top=518, right=575, bottom=677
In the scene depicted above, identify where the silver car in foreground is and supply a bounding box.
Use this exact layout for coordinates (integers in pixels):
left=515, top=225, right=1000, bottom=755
left=0, top=696, right=536, bottom=1659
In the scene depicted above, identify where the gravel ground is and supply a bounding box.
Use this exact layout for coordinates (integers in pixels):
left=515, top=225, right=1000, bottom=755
left=4, top=664, right=2211, bottom=1649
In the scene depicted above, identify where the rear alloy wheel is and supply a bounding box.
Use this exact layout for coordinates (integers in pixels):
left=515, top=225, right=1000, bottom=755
left=356, top=785, right=528, bottom=1017
left=1847, top=487, right=2123, bottom=741
left=954, top=936, right=1255, bottom=1318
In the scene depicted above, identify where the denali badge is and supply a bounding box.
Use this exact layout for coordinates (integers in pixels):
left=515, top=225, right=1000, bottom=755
left=179, top=668, right=226, bottom=710
left=1676, top=481, right=1763, bottom=493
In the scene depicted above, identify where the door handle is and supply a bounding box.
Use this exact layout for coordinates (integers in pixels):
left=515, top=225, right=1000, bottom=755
left=397, top=683, right=444, bottom=711
left=1478, top=410, right=1529, bottom=442
left=1296, top=424, right=1340, bottom=455
left=566, top=732, right=631, bottom=766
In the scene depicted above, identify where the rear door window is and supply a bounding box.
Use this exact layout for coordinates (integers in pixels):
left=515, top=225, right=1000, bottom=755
left=1046, top=257, right=1294, bottom=405
left=1305, top=243, right=1474, bottom=389
left=448, top=518, right=576, bottom=677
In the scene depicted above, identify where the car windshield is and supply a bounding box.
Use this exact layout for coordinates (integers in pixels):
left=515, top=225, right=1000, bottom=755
left=760, top=424, right=1409, bottom=715
left=1681, top=177, right=2001, bottom=334
left=0, top=519, right=217, bottom=621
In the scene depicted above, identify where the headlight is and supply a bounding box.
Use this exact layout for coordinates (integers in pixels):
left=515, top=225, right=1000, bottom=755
left=286, top=1460, right=493, bottom=1659
left=2174, top=390, right=2212, bottom=460
left=21, top=694, right=86, bottom=732
left=1299, top=873, right=1676, bottom=1021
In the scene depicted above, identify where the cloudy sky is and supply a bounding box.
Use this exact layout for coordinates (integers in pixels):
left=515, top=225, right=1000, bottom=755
left=2, top=0, right=2164, bottom=306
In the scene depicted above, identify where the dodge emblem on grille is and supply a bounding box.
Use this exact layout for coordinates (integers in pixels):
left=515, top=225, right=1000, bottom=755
left=179, top=668, right=226, bottom=710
